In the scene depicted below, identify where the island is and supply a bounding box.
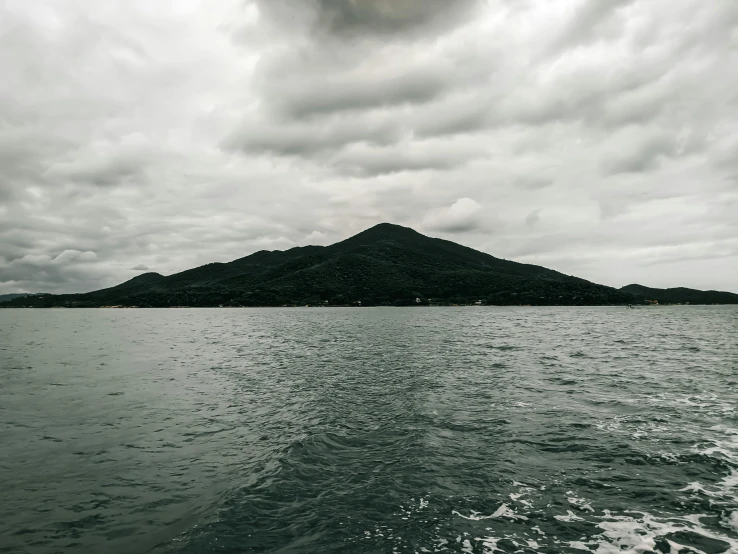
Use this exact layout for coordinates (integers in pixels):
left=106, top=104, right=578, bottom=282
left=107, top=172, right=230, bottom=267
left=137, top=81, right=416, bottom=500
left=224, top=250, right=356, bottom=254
left=3, top=224, right=737, bottom=308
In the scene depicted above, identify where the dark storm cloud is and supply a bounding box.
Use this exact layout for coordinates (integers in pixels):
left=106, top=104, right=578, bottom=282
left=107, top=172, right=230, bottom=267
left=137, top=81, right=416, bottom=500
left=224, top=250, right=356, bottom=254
left=262, top=65, right=450, bottom=118
left=222, top=115, right=402, bottom=156
left=47, top=153, right=149, bottom=187
left=0, top=249, right=101, bottom=293
left=256, top=0, right=482, bottom=37
left=235, top=0, right=694, bottom=175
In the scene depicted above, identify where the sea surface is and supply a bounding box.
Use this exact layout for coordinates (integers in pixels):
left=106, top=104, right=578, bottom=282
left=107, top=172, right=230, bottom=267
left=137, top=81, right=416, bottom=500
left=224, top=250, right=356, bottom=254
left=1, top=307, right=737, bottom=554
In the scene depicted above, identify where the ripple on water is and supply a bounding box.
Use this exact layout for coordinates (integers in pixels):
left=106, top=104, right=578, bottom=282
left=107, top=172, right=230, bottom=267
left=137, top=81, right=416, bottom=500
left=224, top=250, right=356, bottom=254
left=0, top=306, right=737, bottom=553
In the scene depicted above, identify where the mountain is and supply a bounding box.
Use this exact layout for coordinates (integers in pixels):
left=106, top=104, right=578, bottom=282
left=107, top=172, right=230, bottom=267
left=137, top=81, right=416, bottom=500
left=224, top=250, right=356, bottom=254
left=621, top=284, right=738, bottom=305
left=1, top=223, right=726, bottom=308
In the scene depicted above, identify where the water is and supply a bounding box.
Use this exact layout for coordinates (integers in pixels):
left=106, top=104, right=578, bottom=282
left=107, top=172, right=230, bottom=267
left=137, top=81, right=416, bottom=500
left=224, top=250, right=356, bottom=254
left=0, top=307, right=737, bottom=554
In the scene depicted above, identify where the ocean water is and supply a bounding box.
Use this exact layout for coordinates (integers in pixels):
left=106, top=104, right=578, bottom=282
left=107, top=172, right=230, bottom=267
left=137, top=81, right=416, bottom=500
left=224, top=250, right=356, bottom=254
left=0, top=307, right=737, bottom=554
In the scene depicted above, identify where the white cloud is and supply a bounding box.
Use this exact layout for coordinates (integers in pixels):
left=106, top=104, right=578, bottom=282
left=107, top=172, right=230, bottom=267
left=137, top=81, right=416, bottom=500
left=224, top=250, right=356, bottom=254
left=421, top=198, right=484, bottom=234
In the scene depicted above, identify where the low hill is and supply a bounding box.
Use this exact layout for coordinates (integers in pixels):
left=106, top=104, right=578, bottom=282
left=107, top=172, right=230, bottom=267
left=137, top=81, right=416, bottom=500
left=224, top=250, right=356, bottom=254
left=621, top=284, right=738, bottom=305
left=0, top=223, right=702, bottom=308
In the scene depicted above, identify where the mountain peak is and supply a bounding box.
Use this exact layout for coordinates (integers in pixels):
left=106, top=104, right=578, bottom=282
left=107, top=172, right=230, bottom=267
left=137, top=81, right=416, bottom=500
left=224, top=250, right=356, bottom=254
left=130, top=271, right=164, bottom=281
left=331, top=222, right=426, bottom=252
left=350, top=222, right=424, bottom=241
left=370, top=222, right=415, bottom=230
left=110, top=272, right=165, bottom=290
left=362, top=222, right=421, bottom=236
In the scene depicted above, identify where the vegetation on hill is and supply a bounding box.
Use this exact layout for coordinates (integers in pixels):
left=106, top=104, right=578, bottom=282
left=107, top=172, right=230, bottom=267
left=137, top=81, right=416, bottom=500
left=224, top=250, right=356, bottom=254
left=620, top=284, right=738, bottom=305
left=3, top=224, right=734, bottom=308
left=0, top=293, right=44, bottom=303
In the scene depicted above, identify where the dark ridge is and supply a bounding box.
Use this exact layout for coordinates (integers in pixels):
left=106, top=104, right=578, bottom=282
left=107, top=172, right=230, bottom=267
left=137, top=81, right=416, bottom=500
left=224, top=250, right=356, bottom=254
left=0, top=293, right=43, bottom=303
left=621, top=284, right=738, bottom=305
left=114, top=272, right=165, bottom=286
left=3, top=224, right=731, bottom=308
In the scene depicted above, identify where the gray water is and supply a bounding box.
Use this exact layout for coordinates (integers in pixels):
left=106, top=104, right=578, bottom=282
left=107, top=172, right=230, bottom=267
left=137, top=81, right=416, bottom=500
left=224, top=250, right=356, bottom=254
left=0, top=307, right=737, bottom=553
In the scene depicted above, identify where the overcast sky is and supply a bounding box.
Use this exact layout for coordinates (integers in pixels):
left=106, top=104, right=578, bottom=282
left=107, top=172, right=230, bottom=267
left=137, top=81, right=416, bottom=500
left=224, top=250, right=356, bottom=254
left=1, top=0, right=737, bottom=295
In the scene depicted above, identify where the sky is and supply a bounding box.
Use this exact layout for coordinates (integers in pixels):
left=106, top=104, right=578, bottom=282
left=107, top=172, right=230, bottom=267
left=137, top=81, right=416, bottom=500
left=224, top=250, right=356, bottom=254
left=1, top=0, right=737, bottom=295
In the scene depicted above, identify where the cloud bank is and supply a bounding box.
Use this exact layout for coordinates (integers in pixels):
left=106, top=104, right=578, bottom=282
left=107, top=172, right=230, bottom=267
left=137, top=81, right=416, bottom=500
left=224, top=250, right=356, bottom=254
left=1, top=0, right=736, bottom=294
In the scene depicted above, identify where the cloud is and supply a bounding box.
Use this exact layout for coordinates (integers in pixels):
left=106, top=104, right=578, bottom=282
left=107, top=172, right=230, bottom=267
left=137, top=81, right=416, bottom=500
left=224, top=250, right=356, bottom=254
left=515, top=176, right=555, bottom=191
left=0, top=0, right=737, bottom=295
left=222, top=113, right=402, bottom=157
left=45, top=133, right=155, bottom=187
left=525, top=209, right=542, bottom=228
left=421, top=198, right=484, bottom=234
left=131, top=264, right=150, bottom=271
left=600, top=129, right=676, bottom=175
left=0, top=250, right=103, bottom=293
left=551, top=0, right=636, bottom=51
left=260, top=62, right=453, bottom=119
left=332, top=139, right=487, bottom=176
left=255, top=0, right=482, bottom=38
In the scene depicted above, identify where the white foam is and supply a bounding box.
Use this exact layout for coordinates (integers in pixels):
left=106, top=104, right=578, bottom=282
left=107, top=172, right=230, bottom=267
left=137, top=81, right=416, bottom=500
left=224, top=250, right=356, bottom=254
left=680, top=481, right=713, bottom=495
left=555, top=510, right=584, bottom=522
left=412, top=430, right=738, bottom=554
left=462, top=507, right=738, bottom=554
left=723, top=511, right=738, bottom=532
left=721, top=468, right=738, bottom=488
left=698, top=444, right=736, bottom=459
left=509, top=491, right=534, bottom=508
left=453, top=510, right=493, bottom=521
left=653, top=451, right=679, bottom=463
left=475, top=536, right=500, bottom=553
left=594, top=516, right=663, bottom=553
left=681, top=468, right=738, bottom=508
left=442, top=418, right=738, bottom=553
left=593, top=512, right=738, bottom=554
left=567, top=493, right=595, bottom=512
left=695, top=426, right=738, bottom=464
left=453, top=504, right=528, bottom=522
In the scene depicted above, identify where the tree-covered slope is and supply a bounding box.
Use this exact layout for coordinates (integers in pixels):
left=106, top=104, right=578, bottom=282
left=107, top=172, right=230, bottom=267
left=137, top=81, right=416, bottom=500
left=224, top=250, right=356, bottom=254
left=1, top=223, right=701, bottom=307
left=0, top=293, right=36, bottom=303
left=621, top=284, right=738, bottom=304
